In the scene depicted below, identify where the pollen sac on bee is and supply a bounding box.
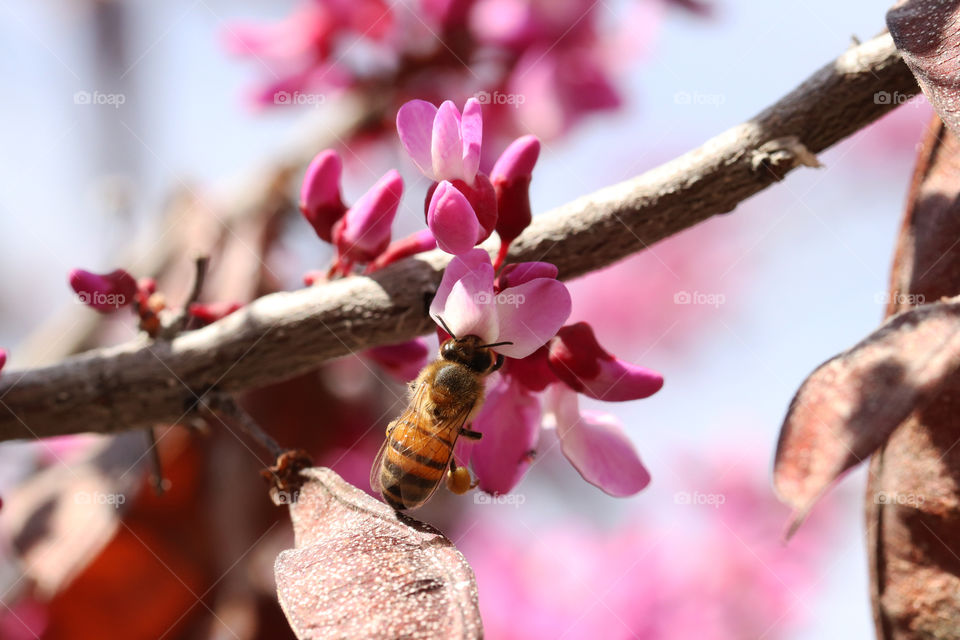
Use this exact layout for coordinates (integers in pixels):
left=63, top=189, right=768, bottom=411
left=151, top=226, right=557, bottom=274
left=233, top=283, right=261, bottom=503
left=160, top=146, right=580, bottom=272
left=446, top=466, right=474, bottom=495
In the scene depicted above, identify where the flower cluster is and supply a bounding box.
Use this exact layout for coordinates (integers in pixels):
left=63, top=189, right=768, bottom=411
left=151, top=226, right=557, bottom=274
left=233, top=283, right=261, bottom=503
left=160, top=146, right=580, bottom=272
left=225, top=1, right=705, bottom=145
left=298, top=95, right=664, bottom=497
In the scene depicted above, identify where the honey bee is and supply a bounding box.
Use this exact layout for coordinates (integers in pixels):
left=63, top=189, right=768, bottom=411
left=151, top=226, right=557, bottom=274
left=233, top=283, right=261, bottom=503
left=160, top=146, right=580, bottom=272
left=370, top=319, right=510, bottom=510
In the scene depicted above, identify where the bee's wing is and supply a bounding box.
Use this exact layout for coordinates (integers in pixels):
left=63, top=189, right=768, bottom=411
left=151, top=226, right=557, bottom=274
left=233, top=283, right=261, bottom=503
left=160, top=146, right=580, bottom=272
left=369, top=436, right=390, bottom=495
left=392, top=402, right=475, bottom=509
left=370, top=379, right=430, bottom=496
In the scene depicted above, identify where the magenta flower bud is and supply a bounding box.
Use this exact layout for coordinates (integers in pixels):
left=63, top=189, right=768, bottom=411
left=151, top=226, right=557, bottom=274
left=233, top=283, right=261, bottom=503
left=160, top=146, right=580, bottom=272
left=427, top=181, right=481, bottom=255
left=300, top=150, right=347, bottom=243
left=69, top=268, right=138, bottom=313
left=0, top=348, right=7, bottom=374
left=334, top=169, right=403, bottom=266
left=188, top=301, right=243, bottom=325
left=492, top=135, right=539, bottom=264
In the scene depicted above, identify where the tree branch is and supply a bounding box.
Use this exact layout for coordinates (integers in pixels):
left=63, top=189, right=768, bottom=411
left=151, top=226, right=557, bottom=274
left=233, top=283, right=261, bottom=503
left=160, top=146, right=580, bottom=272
left=0, top=34, right=918, bottom=442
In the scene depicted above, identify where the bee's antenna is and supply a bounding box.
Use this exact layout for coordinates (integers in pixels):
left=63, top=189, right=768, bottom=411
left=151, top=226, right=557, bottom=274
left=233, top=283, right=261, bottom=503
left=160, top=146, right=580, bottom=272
left=479, top=340, right=513, bottom=349
left=434, top=315, right=458, bottom=340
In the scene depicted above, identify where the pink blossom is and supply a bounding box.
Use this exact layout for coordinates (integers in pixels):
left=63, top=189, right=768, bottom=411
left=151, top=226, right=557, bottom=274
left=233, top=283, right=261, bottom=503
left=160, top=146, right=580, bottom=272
left=69, top=268, right=138, bottom=313
left=225, top=0, right=394, bottom=106
left=429, top=249, right=571, bottom=359
left=332, top=169, right=404, bottom=272
left=505, top=45, right=620, bottom=140
left=300, top=149, right=347, bottom=242
left=0, top=348, right=6, bottom=374
left=454, top=314, right=662, bottom=494
left=397, top=98, right=483, bottom=185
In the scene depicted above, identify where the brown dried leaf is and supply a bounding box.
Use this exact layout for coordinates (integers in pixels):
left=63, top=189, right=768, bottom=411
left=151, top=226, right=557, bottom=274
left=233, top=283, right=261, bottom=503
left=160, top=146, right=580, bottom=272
left=887, top=0, right=960, bottom=136
left=774, top=298, right=960, bottom=533
left=274, top=467, right=482, bottom=640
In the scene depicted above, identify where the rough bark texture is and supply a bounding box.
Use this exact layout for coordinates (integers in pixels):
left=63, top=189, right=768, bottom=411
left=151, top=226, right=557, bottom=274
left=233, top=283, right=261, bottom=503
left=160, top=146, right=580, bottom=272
left=0, top=34, right=918, bottom=442
left=868, top=118, right=960, bottom=639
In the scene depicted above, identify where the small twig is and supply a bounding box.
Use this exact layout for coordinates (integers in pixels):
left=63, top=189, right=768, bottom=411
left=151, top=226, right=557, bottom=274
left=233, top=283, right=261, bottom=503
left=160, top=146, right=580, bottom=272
left=197, top=392, right=313, bottom=498
left=145, top=427, right=166, bottom=495
left=161, top=254, right=209, bottom=338
left=198, top=392, right=284, bottom=458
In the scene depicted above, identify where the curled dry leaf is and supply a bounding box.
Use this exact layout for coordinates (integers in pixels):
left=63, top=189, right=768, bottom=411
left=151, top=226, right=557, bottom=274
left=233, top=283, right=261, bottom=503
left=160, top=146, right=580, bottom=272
left=774, top=297, right=960, bottom=534
left=274, top=467, right=482, bottom=640
left=887, top=0, right=960, bottom=136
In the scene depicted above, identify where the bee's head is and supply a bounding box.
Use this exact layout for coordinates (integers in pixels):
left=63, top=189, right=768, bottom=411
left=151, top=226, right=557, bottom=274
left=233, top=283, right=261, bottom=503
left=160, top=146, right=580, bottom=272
left=439, top=334, right=509, bottom=374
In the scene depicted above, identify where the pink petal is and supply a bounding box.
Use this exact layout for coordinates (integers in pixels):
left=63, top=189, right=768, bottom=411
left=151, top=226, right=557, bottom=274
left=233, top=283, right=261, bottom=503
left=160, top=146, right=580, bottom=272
left=430, top=249, right=494, bottom=319
left=554, top=393, right=651, bottom=497
left=366, top=338, right=430, bottom=382
left=548, top=323, right=663, bottom=401
left=397, top=100, right=439, bottom=179
left=469, top=376, right=541, bottom=494
left=580, top=359, right=663, bottom=401
left=300, top=149, right=346, bottom=243
left=497, top=261, right=558, bottom=289
left=503, top=346, right=557, bottom=392
left=441, top=275, right=499, bottom=343
left=460, top=98, right=483, bottom=183
left=0, top=348, right=7, bottom=373
left=337, top=169, right=404, bottom=263
left=432, top=101, right=465, bottom=182
left=427, top=181, right=480, bottom=255
left=69, top=268, right=138, bottom=313
left=493, top=278, right=571, bottom=359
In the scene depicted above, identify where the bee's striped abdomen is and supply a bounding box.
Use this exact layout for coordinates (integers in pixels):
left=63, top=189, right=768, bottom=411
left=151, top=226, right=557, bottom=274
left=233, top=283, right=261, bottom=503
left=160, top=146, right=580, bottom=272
left=379, top=419, right=454, bottom=509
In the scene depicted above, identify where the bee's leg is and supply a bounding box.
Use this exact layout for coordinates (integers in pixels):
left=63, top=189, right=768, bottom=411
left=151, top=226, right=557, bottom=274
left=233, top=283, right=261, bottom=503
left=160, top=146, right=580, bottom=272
left=447, top=458, right=478, bottom=494
left=459, top=427, right=483, bottom=440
